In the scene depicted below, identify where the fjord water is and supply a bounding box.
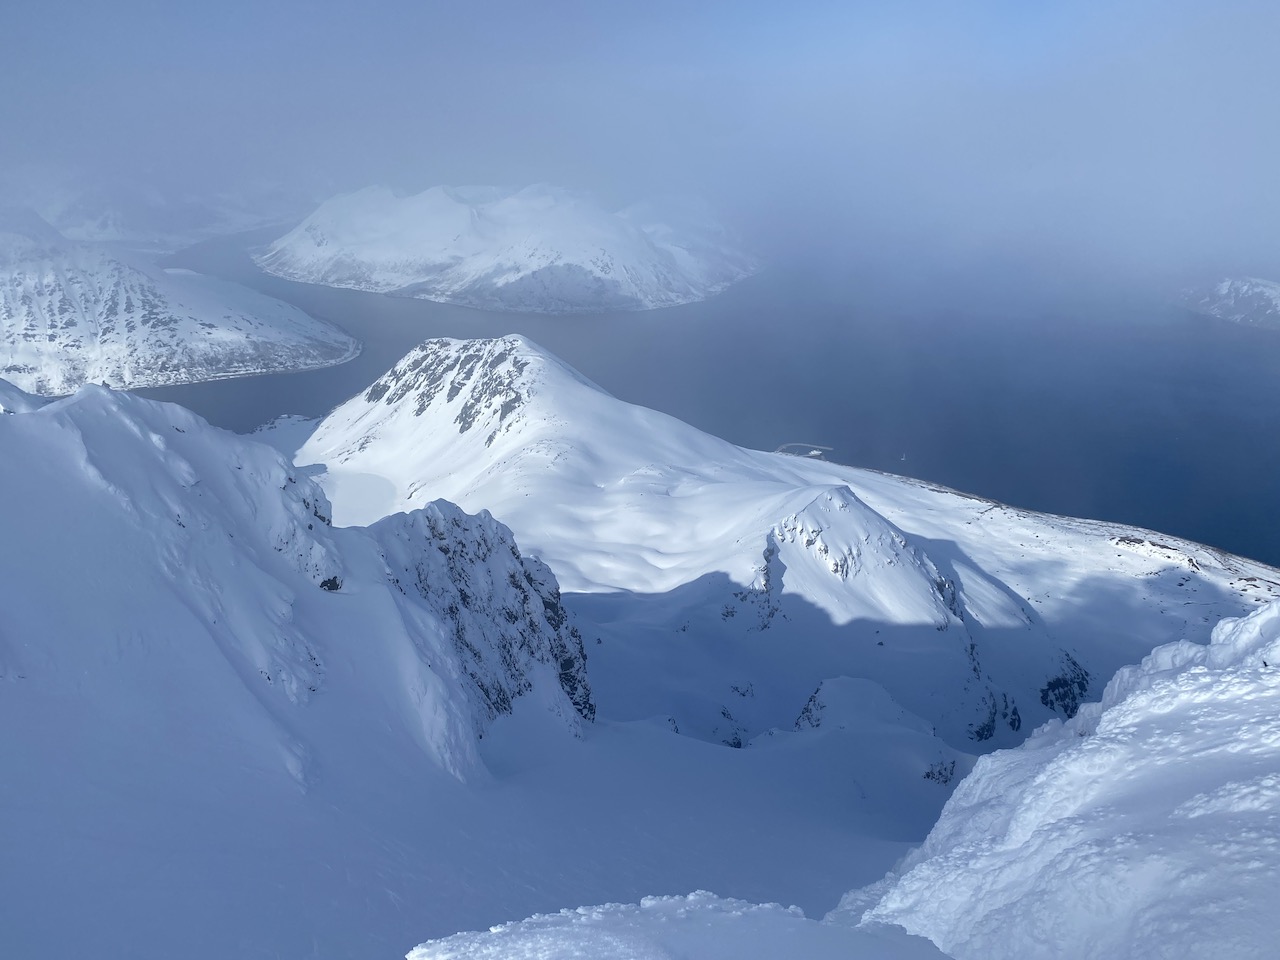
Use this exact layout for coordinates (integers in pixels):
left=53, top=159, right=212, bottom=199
left=145, top=231, right=1280, bottom=567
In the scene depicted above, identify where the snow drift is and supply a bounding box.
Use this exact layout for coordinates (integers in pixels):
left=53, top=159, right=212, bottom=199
left=408, top=892, right=948, bottom=960
left=0, top=382, right=592, bottom=957
left=255, top=184, right=758, bottom=312
left=861, top=599, right=1280, bottom=960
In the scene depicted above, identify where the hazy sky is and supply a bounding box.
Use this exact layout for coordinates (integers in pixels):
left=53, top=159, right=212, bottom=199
left=5, top=1, right=1280, bottom=283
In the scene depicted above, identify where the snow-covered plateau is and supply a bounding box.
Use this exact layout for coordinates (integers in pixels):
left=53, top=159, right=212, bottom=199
left=0, top=207, right=359, bottom=395
left=254, top=184, right=758, bottom=312
left=1181, top=276, right=1280, bottom=328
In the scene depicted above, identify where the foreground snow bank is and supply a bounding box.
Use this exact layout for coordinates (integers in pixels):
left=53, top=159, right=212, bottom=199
left=862, top=600, right=1280, bottom=960
left=408, top=892, right=946, bottom=960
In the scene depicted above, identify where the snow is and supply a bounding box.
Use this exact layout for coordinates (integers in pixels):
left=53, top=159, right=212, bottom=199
left=255, top=184, right=758, bottom=312
left=0, top=378, right=968, bottom=958
left=295, top=335, right=1280, bottom=756
left=860, top=599, right=1280, bottom=960
left=1181, top=276, right=1280, bottom=328
left=0, top=383, right=613, bottom=957
left=0, top=209, right=359, bottom=394
left=408, top=892, right=948, bottom=960
left=6, top=336, right=1280, bottom=958
left=0, top=376, right=47, bottom=413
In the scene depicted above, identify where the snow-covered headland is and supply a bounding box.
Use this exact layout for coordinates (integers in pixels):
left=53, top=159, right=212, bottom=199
left=0, top=207, right=358, bottom=395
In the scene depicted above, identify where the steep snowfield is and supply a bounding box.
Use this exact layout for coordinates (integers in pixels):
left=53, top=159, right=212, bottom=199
left=861, top=599, right=1280, bottom=960
left=0, top=383, right=606, bottom=957
left=409, top=892, right=947, bottom=960
left=255, top=184, right=758, bottom=312
left=0, top=209, right=358, bottom=395
left=1181, top=276, right=1280, bottom=328
left=296, top=336, right=1280, bottom=755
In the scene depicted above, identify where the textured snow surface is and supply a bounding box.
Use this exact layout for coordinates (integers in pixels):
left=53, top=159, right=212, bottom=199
left=408, top=892, right=947, bottom=960
left=863, top=599, right=1280, bottom=960
left=0, top=209, right=358, bottom=394
left=0, top=376, right=46, bottom=413
left=1181, top=276, right=1280, bottom=328
left=0, top=383, right=605, bottom=956
left=298, top=335, right=1280, bottom=754
left=256, top=184, right=758, bottom=312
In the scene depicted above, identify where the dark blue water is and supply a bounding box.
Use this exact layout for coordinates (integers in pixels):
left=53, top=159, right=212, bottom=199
left=142, top=232, right=1280, bottom=567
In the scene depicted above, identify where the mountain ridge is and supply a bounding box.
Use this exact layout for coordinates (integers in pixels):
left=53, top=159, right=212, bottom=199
left=293, top=335, right=1280, bottom=755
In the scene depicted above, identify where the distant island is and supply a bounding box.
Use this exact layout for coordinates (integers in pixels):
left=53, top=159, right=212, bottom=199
left=1181, top=276, right=1280, bottom=329
left=255, top=184, right=759, bottom=314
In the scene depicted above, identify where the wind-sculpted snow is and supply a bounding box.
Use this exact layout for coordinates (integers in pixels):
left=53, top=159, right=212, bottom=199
left=0, top=379, right=614, bottom=956
left=0, top=376, right=46, bottom=413
left=298, top=335, right=1280, bottom=757
left=1181, top=276, right=1280, bottom=328
left=408, top=892, right=948, bottom=960
left=861, top=600, right=1280, bottom=960
left=0, top=380, right=589, bottom=766
left=255, top=184, right=758, bottom=313
left=0, top=209, right=359, bottom=395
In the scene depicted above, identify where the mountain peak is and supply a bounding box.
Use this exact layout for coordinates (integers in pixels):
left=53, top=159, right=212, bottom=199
left=359, top=336, right=606, bottom=443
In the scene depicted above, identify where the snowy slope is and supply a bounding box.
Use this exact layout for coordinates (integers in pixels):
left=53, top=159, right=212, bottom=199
left=860, top=599, right=1280, bottom=960
left=255, top=184, right=758, bottom=312
left=0, top=209, right=359, bottom=395
left=1181, top=276, right=1280, bottom=328
left=297, top=336, right=1280, bottom=757
left=1, top=380, right=977, bottom=959
left=0, top=383, right=602, bottom=956
left=0, top=375, right=47, bottom=413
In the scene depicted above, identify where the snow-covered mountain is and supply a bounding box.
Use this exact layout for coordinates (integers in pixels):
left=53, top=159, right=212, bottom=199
left=860, top=598, right=1280, bottom=960
left=294, top=336, right=1280, bottom=757
left=9, top=336, right=1280, bottom=958
left=0, top=382, right=599, bottom=956
left=0, top=376, right=973, bottom=958
left=1181, top=276, right=1280, bottom=328
left=0, top=209, right=359, bottom=395
left=254, top=184, right=758, bottom=313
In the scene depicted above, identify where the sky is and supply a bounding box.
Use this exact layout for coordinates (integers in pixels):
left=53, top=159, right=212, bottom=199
left=4, top=0, right=1280, bottom=287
